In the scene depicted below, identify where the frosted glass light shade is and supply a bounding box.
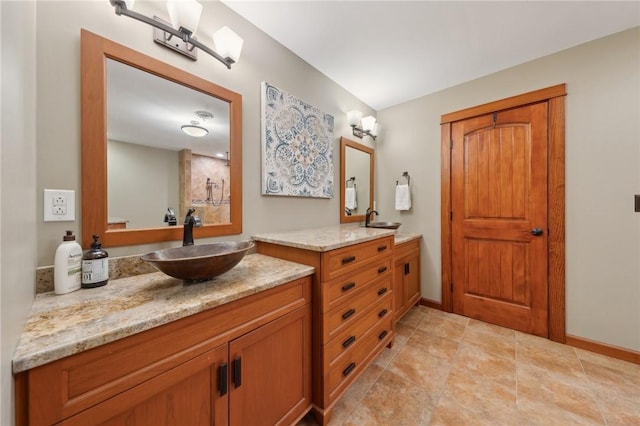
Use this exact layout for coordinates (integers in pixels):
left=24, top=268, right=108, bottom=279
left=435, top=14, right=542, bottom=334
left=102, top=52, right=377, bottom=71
left=213, top=26, right=244, bottom=63
left=371, top=123, right=381, bottom=137
left=347, top=110, right=363, bottom=126
left=181, top=124, right=208, bottom=137
left=361, top=116, right=377, bottom=132
left=124, top=0, right=135, bottom=9
left=167, top=0, right=202, bottom=33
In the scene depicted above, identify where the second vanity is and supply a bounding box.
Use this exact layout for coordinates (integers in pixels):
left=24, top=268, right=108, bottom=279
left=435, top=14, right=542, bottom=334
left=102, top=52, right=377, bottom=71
left=253, top=225, right=421, bottom=425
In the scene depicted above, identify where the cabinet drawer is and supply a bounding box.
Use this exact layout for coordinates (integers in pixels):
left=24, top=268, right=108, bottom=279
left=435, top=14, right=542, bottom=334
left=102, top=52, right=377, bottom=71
left=321, top=236, right=393, bottom=282
left=327, top=314, right=393, bottom=399
left=395, top=238, right=419, bottom=260
left=324, top=293, right=391, bottom=366
left=324, top=275, right=392, bottom=343
left=322, top=258, right=392, bottom=313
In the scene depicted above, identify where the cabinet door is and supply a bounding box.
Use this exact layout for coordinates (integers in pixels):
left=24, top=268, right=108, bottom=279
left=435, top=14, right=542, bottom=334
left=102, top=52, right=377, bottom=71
left=60, top=345, right=229, bottom=426
left=405, top=254, right=421, bottom=306
left=229, top=306, right=310, bottom=426
left=393, top=257, right=406, bottom=322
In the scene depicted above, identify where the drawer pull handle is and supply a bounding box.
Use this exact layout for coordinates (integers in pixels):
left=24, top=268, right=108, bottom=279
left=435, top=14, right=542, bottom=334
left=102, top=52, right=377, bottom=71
left=377, top=287, right=388, bottom=296
left=233, top=357, right=242, bottom=388
left=378, top=330, right=388, bottom=340
left=378, top=266, right=388, bottom=274
left=342, top=308, right=356, bottom=320
left=342, top=256, right=356, bottom=265
left=342, top=335, right=356, bottom=348
left=342, top=362, right=356, bottom=377
left=342, top=282, right=356, bottom=292
left=377, top=245, right=387, bottom=252
left=219, top=363, right=228, bottom=396
left=378, top=309, right=388, bottom=318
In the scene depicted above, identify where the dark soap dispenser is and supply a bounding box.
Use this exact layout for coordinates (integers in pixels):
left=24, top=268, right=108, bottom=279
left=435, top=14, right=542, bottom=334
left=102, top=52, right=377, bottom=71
left=81, top=234, right=109, bottom=288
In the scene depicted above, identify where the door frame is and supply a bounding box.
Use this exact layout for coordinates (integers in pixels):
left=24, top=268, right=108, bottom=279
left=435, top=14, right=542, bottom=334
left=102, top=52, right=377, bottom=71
left=440, top=84, right=566, bottom=342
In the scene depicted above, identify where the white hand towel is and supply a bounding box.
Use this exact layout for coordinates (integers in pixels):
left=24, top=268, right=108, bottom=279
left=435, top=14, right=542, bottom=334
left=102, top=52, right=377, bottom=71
left=395, top=184, right=411, bottom=211
left=345, top=187, right=357, bottom=210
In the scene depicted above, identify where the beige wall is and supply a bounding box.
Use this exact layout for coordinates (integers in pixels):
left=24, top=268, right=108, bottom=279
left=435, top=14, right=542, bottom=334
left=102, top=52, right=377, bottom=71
left=1, top=2, right=38, bottom=424
left=377, top=27, right=640, bottom=351
left=35, top=0, right=374, bottom=265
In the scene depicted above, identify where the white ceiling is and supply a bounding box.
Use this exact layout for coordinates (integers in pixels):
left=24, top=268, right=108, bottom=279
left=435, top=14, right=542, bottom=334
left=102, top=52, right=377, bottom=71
left=222, top=0, right=640, bottom=111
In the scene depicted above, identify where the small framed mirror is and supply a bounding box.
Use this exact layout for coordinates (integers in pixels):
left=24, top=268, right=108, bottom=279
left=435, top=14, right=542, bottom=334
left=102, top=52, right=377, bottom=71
left=340, top=137, right=374, bottom=223
left=81, top=29, right=242, bottom=248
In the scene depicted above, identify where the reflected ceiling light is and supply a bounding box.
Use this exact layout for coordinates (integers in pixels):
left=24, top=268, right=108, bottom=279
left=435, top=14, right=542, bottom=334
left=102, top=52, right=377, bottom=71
left=109, top=0, right=244, bottom=69
left=181, top=121, right=208, bottom=137
left=347, top=110, right=380, bottom=140
left=181, top=110, right=212, bottom=137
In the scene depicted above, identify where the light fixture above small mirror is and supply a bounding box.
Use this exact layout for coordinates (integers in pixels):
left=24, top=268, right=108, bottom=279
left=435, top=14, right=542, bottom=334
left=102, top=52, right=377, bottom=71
left=347, top=110, right=381, bottom=140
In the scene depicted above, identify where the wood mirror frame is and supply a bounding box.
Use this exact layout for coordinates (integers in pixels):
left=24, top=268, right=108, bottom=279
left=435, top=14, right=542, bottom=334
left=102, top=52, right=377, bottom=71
left=81, top=29, right=242, bottom=248
left=339, top=137, right=374, bottom=223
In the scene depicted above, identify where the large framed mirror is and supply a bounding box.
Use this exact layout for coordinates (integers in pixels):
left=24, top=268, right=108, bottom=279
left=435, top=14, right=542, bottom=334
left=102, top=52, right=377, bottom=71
left=81, top=29, right=242, bottom=248
left=340, top=137, right=374, bottom=223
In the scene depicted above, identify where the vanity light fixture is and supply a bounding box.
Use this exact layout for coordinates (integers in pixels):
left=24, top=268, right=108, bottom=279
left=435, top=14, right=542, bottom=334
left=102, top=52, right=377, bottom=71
left=347, top=110, right=381, bottom=140
left=109, top=0, right=244, bottom=69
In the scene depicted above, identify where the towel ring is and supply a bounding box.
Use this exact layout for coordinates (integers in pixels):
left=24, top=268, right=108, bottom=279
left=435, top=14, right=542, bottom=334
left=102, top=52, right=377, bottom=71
left=346, top=177, right=356, bottom=188
left=396, top=171, right=410, bottom=186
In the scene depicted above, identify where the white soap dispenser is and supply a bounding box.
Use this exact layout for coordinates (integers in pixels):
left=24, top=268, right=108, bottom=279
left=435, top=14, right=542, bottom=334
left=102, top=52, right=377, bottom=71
left=54, top=230, right=83, bottom=295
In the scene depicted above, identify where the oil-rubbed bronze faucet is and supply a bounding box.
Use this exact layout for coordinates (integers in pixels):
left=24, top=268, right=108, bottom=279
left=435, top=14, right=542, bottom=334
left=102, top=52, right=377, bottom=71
left=365, top=207, right=379, bottom=227
left=182, top=208, right=202, bottom=246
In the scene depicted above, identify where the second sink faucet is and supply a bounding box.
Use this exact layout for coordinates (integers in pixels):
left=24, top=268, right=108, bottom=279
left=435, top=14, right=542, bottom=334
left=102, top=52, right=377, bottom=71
left=183, top=208, right=202, bottom=246
left=365, top=207, right=379, bottom=227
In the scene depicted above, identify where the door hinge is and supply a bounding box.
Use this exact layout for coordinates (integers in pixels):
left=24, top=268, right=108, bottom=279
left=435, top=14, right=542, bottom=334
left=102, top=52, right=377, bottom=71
left=450, top=211, right=453, bottom=221
left=450, top=281, right=453, bottom=292
left=449, top=138, right=453, bottom=150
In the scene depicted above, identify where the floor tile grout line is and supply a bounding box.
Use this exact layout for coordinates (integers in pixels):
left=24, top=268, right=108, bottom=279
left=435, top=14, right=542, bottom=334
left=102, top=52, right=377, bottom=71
left=574, top=346, right=610, bottom=426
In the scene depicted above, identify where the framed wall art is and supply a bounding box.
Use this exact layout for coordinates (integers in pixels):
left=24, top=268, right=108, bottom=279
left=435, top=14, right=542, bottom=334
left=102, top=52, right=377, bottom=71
left=261, top=81, right=334, bottom=198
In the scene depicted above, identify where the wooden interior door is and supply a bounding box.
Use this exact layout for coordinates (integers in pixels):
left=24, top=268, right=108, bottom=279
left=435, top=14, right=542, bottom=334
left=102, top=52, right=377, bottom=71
left=451, top=103, right=549, bottom=336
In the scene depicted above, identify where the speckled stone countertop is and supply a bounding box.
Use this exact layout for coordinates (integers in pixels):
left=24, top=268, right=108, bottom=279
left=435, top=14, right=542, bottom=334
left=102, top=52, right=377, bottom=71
left=395, top=233, right=422, bottom=245
left=252, top=224, right=397, bottom=252
left=13, top=254, right=314, bottom=373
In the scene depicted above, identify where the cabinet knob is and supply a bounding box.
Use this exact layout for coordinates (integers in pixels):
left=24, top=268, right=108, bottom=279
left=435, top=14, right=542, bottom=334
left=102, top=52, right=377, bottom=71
left=342, top=255, right=356, bottom=265
left=342, top=282, right=356, bottom=292
left=342, top=362, right=356, bottom=377
left=342, top=308, right=356, bottom=320
left=233, top=357, right=242, bottom=388
left=342, top=335, right=356, bottom=348
left=219, top=363, right=228, bottom=396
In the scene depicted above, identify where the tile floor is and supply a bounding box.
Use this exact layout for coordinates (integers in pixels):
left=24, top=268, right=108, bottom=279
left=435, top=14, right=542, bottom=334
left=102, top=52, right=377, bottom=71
left=299, top=306, right=640, bottom=425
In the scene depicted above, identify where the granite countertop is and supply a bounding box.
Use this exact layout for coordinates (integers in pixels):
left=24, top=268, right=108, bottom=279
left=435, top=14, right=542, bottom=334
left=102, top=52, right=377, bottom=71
left=252, top=224, right=396, bottom=252
left=13, top=254, right=314, bottom=373
left=395, top=233, right=422, bottom=245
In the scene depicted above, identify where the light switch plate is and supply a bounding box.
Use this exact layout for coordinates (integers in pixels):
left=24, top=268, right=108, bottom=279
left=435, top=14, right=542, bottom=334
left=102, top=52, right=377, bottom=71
left=44, top=189, right=75, bottom=222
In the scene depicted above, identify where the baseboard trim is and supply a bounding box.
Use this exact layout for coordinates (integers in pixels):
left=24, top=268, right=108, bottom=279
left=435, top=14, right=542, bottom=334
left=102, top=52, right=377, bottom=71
left=420, top=298, right=443, bottom=310
left=566, top=334, right=640, bottom=365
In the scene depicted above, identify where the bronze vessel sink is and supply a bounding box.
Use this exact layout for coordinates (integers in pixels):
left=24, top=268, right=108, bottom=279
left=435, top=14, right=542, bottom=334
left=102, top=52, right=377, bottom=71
left=366, top=221, right=402, bottom=230
left=141, top=241, right=254, bottom=282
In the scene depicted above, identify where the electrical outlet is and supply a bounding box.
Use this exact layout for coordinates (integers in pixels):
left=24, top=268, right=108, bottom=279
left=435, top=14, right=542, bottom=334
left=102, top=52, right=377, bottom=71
left=44, top=189, right=75, bottom=222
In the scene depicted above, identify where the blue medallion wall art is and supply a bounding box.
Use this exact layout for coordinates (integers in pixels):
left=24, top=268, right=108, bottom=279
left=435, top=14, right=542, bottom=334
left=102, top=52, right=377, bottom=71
left=261, top=81, right=334, bottom=198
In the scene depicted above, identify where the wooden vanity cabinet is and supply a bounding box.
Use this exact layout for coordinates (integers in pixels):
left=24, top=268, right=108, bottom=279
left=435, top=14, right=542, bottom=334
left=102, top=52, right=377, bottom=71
left=257, top=236, right=395, bottom=425
left=393, top=238, right=421, bottom=323
left=15, top=277, right=312, bottom=426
